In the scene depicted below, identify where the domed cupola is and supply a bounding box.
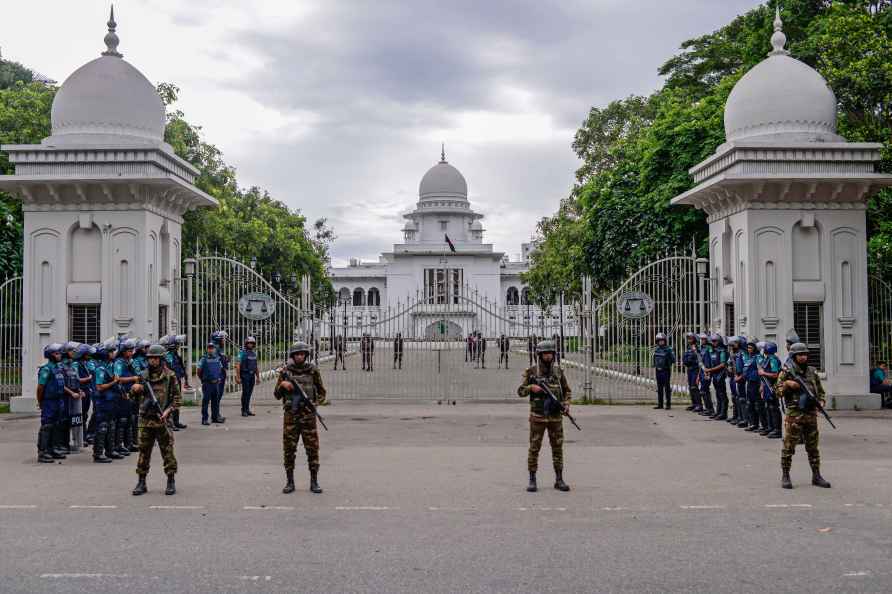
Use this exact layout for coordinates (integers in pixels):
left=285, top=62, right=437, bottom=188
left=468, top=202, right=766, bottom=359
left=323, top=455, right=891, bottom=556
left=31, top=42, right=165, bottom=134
left=723, top=9, right=842, bottom=144
left=47, top=7, right=167, bottom=147
left=419, top=146, right=468, bottom=201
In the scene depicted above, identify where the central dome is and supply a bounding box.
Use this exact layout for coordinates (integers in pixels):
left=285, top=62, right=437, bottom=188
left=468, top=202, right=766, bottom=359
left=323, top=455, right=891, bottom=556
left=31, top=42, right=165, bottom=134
left=419, top=157, right=468, bottom=201
left=723, top=10, right=841, bottom=144
left=48, top=10, right=166, bottom=146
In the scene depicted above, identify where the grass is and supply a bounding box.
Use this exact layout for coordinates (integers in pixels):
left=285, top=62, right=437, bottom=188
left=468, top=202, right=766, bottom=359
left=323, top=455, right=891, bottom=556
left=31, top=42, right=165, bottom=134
left=0, top=403, right=10, bottom=414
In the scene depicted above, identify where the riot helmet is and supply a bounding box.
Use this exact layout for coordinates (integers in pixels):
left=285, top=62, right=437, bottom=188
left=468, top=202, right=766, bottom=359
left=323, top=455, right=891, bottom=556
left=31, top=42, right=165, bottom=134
left=764, top=342, right=778, bottom=355
left=43, top=343, right=64, bottom=360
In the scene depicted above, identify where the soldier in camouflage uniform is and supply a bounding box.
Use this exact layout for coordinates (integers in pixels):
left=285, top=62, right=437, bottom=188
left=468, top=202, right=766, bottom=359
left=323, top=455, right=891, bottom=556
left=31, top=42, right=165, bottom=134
left=775, top=342, right=831, bottom=490
left=275, top=341, right=327, bottom=494
left=130, top=344, right=181, bottom=496
left=517, top=339, right=572, bottom=493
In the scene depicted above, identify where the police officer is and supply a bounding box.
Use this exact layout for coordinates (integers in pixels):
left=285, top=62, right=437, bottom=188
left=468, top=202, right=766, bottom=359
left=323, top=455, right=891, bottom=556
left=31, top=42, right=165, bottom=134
left=275, top=342, right=327, bottom=494
left=236, top=336, right=260, bottom=416
left=163, top=335, right=188, bottom=430
left=759, top=342, right=783, bottom=439
left=131, top=340, right=151, bottom=446
left=60, top=341, right=86, bottom=453
left=84, top=344, right=101, bottom=445
left=36, top=344, right=67, bottom=463
left=393, top=332, right=404, bottom=370
left=697, top=334, right=715, bottom=416
left=776, top=343, right=831, bottom=489
left=211, top=331, right=230, bottom=418
left=360, top=333, right=374, bottom=372
left=705, top=334, right=729, bottom=420
left=726, top=337, right=742, bottom=424
left=197, top=342, right=225, bottom=425
left=742, top=339, right=762, bottom=433
left=732, top=337, right=749, bottom=428
left=113, top=339, right=140, bottom=455
left=131, top=344, right=181, bottom=496
left=477, top=333, right=487, bottom=369
left=93, top=340, right=122, bottom=462
left=517, top=339, right=572, bottom=493
left=498, top=334, right=510, bottom=369
left=333, top=334, right=346, bottom=371
left=681, top=333, right=702, bottom=412
left=652, top=333, right=675, bottom=410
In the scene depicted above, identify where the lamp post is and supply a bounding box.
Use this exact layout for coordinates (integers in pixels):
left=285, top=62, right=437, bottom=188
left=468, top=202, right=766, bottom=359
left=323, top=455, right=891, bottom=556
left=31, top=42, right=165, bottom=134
left=183, top=258, right=197, bottom=395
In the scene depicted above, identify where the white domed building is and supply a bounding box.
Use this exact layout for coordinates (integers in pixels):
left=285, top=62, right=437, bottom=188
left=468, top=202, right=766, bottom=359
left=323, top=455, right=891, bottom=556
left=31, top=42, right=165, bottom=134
left=672, top=9, right=892, bottom=408
left=0, top=9, right=216, bottom=410
left=329, top=149, right=541, bottom=339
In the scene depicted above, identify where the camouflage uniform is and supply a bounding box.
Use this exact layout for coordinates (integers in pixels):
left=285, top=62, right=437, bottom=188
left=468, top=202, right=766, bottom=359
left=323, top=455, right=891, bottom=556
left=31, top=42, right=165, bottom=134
left=776, top=363, right=825, bottom=473
left=275, top=361, right=327, bottom=472
left=133, top=366, right=181, bottom=477
left=517, top=363, right=572, bottom=472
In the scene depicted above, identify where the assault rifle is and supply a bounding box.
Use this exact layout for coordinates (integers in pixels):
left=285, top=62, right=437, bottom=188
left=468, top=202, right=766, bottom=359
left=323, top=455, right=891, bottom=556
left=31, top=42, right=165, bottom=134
left=532, top=377, right=581, bottom=431
left=758, top=357, right=785, bottom=414
left=137, top=372, right=172, bottom=434
left=785, top=368, right=836, bottom=429
left=283, top=370, right=329, bottom=431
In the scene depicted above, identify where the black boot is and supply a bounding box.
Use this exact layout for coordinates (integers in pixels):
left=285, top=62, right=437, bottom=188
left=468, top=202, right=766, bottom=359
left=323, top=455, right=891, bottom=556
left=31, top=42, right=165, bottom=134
left=106, top=421, right=123, bottom=459
left=38, top=425, right=54, bottom=463
left=92, top=422, right=111, bottom=463
left=526, top=471, right=537, bottom=492
left=283, top=469, right=295, bottom=494
left=811, top=468, right=831, bottom=488
left=116, top=422, right=130, bottom=456
left=165, top=474, right=176, bottom=495
left=132, top=475, right=147, bottom=496
left=782, top=469, right=793, bottom=489
left=127, top=420, right=139, bottom=452
left=554, top=471, right=570, bottom=492
left=50, top=424, right=67, bottom=458
left=173, top=409, right=187, bottom=429
left=310, top=470, right=323, bottom=494
left=768, top=409, right=782, bottom=439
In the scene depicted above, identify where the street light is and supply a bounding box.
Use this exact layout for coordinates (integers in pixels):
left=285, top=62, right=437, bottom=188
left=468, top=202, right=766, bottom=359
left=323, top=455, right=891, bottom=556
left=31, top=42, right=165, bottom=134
left=250, top=256, right=257, bottom=270
left=273, top=271, right=282, bottom=286
left=696, top=257, right=709, bottom=277
left=184, top=258, right=196, bottom=278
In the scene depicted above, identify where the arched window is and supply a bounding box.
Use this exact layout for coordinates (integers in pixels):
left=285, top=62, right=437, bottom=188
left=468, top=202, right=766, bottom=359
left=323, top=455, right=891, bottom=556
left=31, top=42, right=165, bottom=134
left=506, top=286, right=519, bottom=306
left=353, top=288, right=365, bottom=307
left=521, top=287, right=530, bottom=305
left=338, top=287, right=351, bottom=304
left=367, top=287, right=381, bottom=306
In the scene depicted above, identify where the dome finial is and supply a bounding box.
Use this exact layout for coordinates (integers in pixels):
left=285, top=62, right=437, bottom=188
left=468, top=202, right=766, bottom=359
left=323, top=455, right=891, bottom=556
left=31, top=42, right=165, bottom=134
left=441, top=142, right=446, bottom=162
left=102, top=4, right=123, bottom=57
left=769, top=5, right=789, bottom=56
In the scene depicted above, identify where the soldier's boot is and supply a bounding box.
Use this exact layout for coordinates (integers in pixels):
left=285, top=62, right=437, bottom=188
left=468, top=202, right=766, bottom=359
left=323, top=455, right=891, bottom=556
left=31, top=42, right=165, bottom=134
left=554, top=471, right=570, bottom=492
left=526, top=471, right=537, bottom=493
left=132, top=475, right=148, bottom=496
left=310, top=470, right=323, bottom=494
left=165, top=474, right=176, bottom=496
left=811, top=467, right=831, bottom=488
left=781, top=469, right=793, bottom=490
left=38, top=426, right=55, bottom=463
left=173, top=409, right=187, bottom=429
left=283, top=469, right=295, bottom=494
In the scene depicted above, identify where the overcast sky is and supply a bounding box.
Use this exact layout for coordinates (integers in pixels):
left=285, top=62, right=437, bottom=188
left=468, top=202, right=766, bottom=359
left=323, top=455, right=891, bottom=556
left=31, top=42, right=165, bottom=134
left=1, top=0, right=761, bottom=265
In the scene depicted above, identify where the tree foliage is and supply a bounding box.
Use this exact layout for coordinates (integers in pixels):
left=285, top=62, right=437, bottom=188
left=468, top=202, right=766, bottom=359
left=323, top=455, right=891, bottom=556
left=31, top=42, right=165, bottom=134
left=526, top=0, right=892, bottom=300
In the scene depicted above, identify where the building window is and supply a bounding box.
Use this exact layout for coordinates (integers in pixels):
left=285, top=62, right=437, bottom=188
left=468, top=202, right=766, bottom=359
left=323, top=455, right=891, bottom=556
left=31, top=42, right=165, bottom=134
left=440, top=220, right=448, bottom=231
left=794, top=302, right=823, bottom=370
left=521, top=287, right=530, bottom=305
left=506, top=287, right=519, bottom=306
left=69, top=305, right=101, bottom=345
left=724, top=303, right=735, bottom=337
left=158, top=305, right=168, bottom=338
left=338, top=287, right=351, bottom=304
left=353, top=288, right=365, bottom=307
left=424, top=268, right=463, bottom=304
left=368, top=287, right=381, bottom=306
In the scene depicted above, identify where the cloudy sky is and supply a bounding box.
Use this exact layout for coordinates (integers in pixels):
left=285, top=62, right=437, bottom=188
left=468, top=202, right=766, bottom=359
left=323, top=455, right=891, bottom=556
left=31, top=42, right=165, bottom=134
left=2, top=0, right=761, bottom=265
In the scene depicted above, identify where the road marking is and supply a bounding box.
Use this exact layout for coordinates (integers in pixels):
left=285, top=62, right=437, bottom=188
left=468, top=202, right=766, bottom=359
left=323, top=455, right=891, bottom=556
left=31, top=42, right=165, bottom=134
left=843, top=571, right=870, bottom=577
left=0, top=505, right=37, bottom=509
left=428, top=506, right=474, bottom=511
left=790, top=504, right=813, bottom=508
left=844, top=503, right=866, bottom=507
left=41, top=573, right=130, bottom=579
left=148, top=505, right=204, bottom=510
left=70, top=505, right=117, bottom=509
left=334, top=506, right=392, bottom=511
left=680, top=505, right=724, bottom=510
left=516, top=506, right=567, bottom=512
left=601, top=507, right=628, bottom=511
left=765, top=504, right=789, bottom=508
left=244, top=506, right=294, bottom=511
left=240, top=576, right=273, bottom=581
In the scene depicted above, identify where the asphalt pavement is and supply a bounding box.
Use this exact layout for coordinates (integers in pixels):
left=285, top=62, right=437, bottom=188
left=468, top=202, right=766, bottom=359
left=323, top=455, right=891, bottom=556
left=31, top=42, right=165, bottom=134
left=1, top=401, right=890, bottom=593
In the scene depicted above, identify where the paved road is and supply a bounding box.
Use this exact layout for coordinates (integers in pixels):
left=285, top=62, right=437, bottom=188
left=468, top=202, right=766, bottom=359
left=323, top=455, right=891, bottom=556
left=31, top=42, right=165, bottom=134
left=1, top=403, right=890, bottom=593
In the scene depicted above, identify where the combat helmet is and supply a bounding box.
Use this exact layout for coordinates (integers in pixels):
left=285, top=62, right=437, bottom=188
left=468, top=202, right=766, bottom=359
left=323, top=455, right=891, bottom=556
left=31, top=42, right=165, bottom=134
left=146, top=344, right=167, bottom=358
left=288, top=341, right=312, bottom=359
left=536, top=339, right=556, bottom=355
left=789, top=342, right=809, bottom=356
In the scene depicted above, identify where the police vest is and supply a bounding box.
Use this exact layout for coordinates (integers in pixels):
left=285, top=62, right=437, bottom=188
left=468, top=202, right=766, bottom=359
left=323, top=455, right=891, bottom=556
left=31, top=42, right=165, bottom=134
left=77, top=361, right=95, bottom=396
left=63, top=361, right=81, bottom=393
left=653, top=347, right=672, bottom=370
left=42, top=364, right=66, bottom=400
left=682, top=348, right=699, bottom=369
left=240, top=350, right=258, bottom=375
left=202, top=357, right=224, bottom=382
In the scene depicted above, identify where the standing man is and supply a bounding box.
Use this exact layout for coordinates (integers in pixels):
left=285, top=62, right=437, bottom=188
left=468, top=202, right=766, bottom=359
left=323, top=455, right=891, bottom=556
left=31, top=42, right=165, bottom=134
left=360, top=333, right=374, bottom=372
left=236, top=336, right=260, bottom=416
left=61, top=341, right=84, bottom=453
left=652, top=333, right=675, bottom=410
left=498, top=334, right=510, bottom=369
left=89, top=343, right=117, bottom=463
left=776, top=343, right=831, bottom=489
left=163, top=336, right=188, bottom=430
left=275, top=342, right=327, bottom=494
left=36, top=343, right=67, bottom=463
left=393, top=333, right=404, bottom=370
left=517, top=339, right=572, bottom=493
left=197, top=342, right=225, bottom=425
left=759, top=342, right=783, bottom=439
left=733, top=336, right=749, bottom=428
left=131, top=344, right=180, bottom=496
left=478, top=333, right=487, bottom=369
left=682, top=333, right=702, bottom=412
left=333, top=334, right=346, bottom=371
left=742, top=339, right=763, bottom=433
left=725, top=337, right=742, bottom=424
left=211, top=331, right=230, bottom=421
left=113, top=339, right=140, bottom=456
left=697, top=334, right=715, bottom=416
left=706, top=334, right=729, bottom=420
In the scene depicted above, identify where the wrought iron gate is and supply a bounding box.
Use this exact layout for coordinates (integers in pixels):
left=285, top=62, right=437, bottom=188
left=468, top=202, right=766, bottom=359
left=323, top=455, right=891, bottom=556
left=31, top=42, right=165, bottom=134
left=0, top=276, right=23, bottom=402
left=869, top=275, right=892, bottom=368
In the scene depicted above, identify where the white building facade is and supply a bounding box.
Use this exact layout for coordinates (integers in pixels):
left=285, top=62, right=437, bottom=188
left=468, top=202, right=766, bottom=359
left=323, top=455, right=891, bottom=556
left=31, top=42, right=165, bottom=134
left=0, top=11, right=216, bottom=411
left=672, top=11, right=892, bottom=409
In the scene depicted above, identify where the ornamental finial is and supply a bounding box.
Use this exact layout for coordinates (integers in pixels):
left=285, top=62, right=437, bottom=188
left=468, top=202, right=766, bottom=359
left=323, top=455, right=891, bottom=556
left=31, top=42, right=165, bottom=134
left=102, top=5, right=123, bottom=57
left=769, top=5, right=789, bottom=56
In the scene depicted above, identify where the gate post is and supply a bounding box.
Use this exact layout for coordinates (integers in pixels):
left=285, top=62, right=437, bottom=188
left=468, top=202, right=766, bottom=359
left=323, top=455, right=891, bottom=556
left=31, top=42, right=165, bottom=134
left=696, top=258, right=709, bottom=332
left=582, top=275, right=594, bottom=403
left=183, top=258, right=197, bottom=397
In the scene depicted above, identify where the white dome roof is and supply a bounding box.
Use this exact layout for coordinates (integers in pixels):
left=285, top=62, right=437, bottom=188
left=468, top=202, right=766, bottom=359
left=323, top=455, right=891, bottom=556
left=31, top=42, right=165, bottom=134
left=419, top=156, right=468, bottom=200
left=470, top=220, right=484, bottom=231
left=724, top=10, right=841, bottom=144
left=403, top=219, right=418, bottom=231
left=48, top=11, right=166, bottom=146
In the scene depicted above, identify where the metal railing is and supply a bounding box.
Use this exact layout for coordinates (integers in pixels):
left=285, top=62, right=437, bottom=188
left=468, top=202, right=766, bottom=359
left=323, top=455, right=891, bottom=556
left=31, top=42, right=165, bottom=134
left=0, top=276, right=23, bottom=402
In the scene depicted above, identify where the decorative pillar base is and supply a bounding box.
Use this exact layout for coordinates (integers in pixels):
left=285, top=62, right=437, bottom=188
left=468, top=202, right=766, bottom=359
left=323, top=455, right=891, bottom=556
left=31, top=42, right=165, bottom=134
left=10, top=395, right=39, bottom=414
left=827, top=393, right=882, bottom=411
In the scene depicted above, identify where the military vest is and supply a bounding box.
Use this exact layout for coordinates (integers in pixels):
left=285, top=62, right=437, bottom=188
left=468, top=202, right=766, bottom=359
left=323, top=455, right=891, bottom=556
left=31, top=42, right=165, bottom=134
left=526, top=363, right=565, bottom=417
left=140, top=368, right=177, bottom=428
